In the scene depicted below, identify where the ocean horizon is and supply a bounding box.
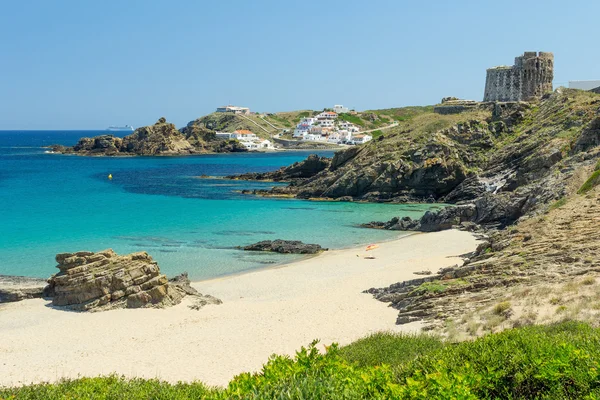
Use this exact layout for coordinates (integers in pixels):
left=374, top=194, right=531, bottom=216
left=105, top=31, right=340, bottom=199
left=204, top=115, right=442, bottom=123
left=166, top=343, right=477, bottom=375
left=0, top=130, right=443, bottom=281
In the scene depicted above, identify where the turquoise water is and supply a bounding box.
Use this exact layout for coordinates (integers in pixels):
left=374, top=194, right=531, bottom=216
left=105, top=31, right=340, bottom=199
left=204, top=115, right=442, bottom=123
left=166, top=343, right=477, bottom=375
left=0, top=131, right=443, bottom=280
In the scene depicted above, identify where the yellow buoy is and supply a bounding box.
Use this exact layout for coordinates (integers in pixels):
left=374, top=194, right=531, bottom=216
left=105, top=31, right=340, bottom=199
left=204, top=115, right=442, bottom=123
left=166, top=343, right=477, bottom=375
left=108, top=174, right=113, bottom=180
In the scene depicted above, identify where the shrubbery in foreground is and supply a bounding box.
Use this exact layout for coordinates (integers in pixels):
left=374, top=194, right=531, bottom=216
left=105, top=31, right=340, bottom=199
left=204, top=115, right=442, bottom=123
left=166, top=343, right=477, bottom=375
left=2, top=321, right=600, bottom=399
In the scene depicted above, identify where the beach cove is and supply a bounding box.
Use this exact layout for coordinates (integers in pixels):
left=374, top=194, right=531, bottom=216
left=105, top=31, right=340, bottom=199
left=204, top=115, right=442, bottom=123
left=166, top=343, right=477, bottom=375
left=0, top=229, right=479, bottom=387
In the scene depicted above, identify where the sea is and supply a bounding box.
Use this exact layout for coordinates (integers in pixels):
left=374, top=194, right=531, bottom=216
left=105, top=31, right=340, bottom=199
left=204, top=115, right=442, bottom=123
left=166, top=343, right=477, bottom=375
left=0, top=131, right=443, bottom=280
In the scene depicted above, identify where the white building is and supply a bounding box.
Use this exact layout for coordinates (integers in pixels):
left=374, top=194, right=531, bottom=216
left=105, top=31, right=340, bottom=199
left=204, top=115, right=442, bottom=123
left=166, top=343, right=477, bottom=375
left=333, top=105, right=349, bottom=114
left=299, top=117, right=318, bottom=126
left=316, top=111, right=338, bottom=120
left=339, top=121, right=360, bottom=132
left=216, top=105, right=251, bottom=115
left=569, top=80, right=600, bottom=91
left=293, top=124, right=311, bottom=138
left=215, top=132, right=235, bottom=140
left=231, top=130, right=258, bottom=141
left=303, top=133, right=325, bottom=142
left=351, top=134, right=372, bottom=145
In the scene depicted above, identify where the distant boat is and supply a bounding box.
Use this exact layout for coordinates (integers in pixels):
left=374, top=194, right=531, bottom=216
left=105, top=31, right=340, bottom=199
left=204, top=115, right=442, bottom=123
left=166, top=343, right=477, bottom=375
left=106, top=125, right=134, bottom=132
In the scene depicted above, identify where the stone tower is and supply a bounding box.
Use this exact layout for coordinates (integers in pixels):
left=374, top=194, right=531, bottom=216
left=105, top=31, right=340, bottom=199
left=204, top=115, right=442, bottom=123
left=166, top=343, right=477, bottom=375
left=483, top=52, right=554, bottom=102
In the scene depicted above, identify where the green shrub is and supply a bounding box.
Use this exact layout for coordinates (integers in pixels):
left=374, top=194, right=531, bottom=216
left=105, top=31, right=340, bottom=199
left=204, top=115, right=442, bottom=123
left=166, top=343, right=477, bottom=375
left=493, top=301, right=512, bottom=316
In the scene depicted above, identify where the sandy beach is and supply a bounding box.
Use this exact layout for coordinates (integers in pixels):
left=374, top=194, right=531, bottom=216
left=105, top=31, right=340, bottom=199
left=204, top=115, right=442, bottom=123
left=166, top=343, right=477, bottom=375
left=0, top=229, right=479, bottom=388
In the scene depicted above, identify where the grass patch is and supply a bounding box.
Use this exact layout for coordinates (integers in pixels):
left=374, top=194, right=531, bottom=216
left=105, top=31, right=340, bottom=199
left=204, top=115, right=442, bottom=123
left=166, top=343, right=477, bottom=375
left=370, top=130, right=384, bottom=139
left=578, top=169, right=600, bottom=194
left=549, top=197, right=568, bottom=210
left=338, top=113, right=365, bottom=127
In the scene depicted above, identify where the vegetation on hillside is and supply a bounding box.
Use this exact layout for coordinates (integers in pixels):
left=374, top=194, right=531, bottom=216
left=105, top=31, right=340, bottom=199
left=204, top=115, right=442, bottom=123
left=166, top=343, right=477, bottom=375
left=3, top=322, right=600, bottom=399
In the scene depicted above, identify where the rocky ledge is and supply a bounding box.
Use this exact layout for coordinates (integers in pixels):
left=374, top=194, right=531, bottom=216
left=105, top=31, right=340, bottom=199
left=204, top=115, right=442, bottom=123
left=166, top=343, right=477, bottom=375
left=0, top=275, right=48, bottom=303
left=42, top=249, right=220, bottom=311
left=243, top=240, right=327, bottom=254
left=226, top=154, right=331, bottom=182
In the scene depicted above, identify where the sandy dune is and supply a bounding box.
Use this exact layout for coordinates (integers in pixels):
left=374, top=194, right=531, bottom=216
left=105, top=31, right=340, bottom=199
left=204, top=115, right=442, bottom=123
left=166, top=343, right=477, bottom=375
left=0, top=230, right=479, bottom=388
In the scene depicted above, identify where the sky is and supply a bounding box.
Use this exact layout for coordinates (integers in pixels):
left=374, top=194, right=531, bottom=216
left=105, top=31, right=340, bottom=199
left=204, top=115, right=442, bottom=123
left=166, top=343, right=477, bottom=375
left=1, top=0, right=599, bottom=130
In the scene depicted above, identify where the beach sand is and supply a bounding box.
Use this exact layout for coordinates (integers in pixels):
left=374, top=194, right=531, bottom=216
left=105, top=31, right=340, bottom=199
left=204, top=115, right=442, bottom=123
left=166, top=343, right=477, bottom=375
left=0, top=229, right=479, bottom=388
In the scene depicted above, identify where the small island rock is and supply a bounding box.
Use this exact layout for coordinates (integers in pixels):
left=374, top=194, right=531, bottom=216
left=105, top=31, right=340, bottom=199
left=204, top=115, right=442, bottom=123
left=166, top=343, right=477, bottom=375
left=243, top=240, right=327, bottom=254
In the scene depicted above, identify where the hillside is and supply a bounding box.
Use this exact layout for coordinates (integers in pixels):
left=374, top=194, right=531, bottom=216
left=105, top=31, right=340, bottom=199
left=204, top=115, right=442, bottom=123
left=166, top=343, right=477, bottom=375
left=182, top=106, right=434, bottom=141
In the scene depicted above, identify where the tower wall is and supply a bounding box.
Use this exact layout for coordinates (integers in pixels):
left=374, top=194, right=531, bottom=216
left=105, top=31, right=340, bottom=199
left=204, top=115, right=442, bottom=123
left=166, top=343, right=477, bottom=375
left=483, top=52, right=553, bottom=102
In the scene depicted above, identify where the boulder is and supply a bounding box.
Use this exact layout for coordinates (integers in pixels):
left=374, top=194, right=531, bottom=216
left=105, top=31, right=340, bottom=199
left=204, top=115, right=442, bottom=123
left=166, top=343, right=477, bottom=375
left=243, top=240, right=327, bottom=254
left=46, top=249, right=219, bottom=311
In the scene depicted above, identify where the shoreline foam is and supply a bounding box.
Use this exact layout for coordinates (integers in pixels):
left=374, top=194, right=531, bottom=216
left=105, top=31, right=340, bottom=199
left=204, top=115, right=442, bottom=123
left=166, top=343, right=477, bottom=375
left=0, top=229, right=479, bottom=388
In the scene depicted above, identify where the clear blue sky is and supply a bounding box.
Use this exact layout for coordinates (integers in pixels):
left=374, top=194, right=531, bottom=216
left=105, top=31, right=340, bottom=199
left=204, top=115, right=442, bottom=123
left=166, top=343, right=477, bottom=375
left=1, top=0, right=598, bottom=130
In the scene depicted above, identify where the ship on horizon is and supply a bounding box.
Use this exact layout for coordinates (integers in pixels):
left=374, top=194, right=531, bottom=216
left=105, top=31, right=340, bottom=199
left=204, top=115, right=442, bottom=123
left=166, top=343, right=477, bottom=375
left=106, top=125, right=134, bottom=132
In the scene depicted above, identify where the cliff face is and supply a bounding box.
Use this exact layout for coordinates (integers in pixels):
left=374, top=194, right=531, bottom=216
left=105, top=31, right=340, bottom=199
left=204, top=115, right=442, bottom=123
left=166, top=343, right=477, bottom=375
left=51, top=117, right=248, bottom=156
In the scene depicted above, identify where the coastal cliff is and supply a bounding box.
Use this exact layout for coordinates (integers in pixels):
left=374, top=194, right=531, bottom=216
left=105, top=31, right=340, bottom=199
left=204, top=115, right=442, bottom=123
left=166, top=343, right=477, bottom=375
left=50, top=117, right=247, bottom=156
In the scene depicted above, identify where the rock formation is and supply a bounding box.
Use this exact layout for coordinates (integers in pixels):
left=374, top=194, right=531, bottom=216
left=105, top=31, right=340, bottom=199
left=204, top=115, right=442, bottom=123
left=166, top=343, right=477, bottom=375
left=243, top=240, right=327, bottom=254
left=45, top=249, right=220, bottom=311
left=50, top=117, right=248, bottom=156
left=226, top=154, right=331, bottom=182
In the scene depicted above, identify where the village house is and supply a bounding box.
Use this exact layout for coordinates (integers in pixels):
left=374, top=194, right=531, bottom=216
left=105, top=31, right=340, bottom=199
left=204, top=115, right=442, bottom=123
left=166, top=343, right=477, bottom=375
left=333, top=105, right=349, bottom=114
left=293, top=123, right=311, bottom=138
left=299, top=117, right=318, bottom=126
left=215, top=130, right=274, bottom=150
left=216, top=105, right=251, bottom=115
left=351, top=134, right=373, bottom=145
left=316, top=111, right=338, bottom=120
left=231, top=130, right=258, bottom=140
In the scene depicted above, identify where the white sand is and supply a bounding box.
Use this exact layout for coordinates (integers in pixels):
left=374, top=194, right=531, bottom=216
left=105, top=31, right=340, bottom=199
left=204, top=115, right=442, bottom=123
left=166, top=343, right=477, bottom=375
left=0, top=229, right=479, bottom=388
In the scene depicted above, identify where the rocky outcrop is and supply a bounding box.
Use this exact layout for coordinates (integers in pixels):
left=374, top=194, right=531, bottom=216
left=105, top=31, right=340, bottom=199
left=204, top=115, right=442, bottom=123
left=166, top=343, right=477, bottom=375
left=227, top=154, right=331, bottom=182
left=46, top=249, right=219, bottom=311
left=0, top=275, right=48, bottom=303
left=243, top=240, right=327, bottom=254
left=51, top=118, right=197, bottom=156
left=50, top=117, right=250, bottom=156
left=119, top=118, right=196, bottom=155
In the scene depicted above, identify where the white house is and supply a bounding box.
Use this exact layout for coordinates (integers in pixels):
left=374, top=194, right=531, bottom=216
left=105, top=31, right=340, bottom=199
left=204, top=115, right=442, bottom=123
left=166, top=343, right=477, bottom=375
left=299, top=117, right=318, bottom=126
left=333, top=105, right=349, bottom=114
left=293, top=123, right=311, bottom=138
left=216, top=105, right=251, bottom=115
left=303, top=133, right=325, bottom=142
left=339, top=121, right=359, bottom=132
left=351, top=134, right=372, bottom=145
left=316, top=111, right=338, bottom=120
left=240, top=138, right=275, bottom=150
left=231, top=130, right=258, bottom=141
left=309, top=126, right=332, bottom=136
left=215, top=132, right=235, bottom=140
left=319, top=119, right=335, bottom=127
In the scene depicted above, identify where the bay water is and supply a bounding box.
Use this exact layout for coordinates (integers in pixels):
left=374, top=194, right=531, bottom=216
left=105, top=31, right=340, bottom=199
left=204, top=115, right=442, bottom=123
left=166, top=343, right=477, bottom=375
left=0, top=131, right=443, bottom=280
